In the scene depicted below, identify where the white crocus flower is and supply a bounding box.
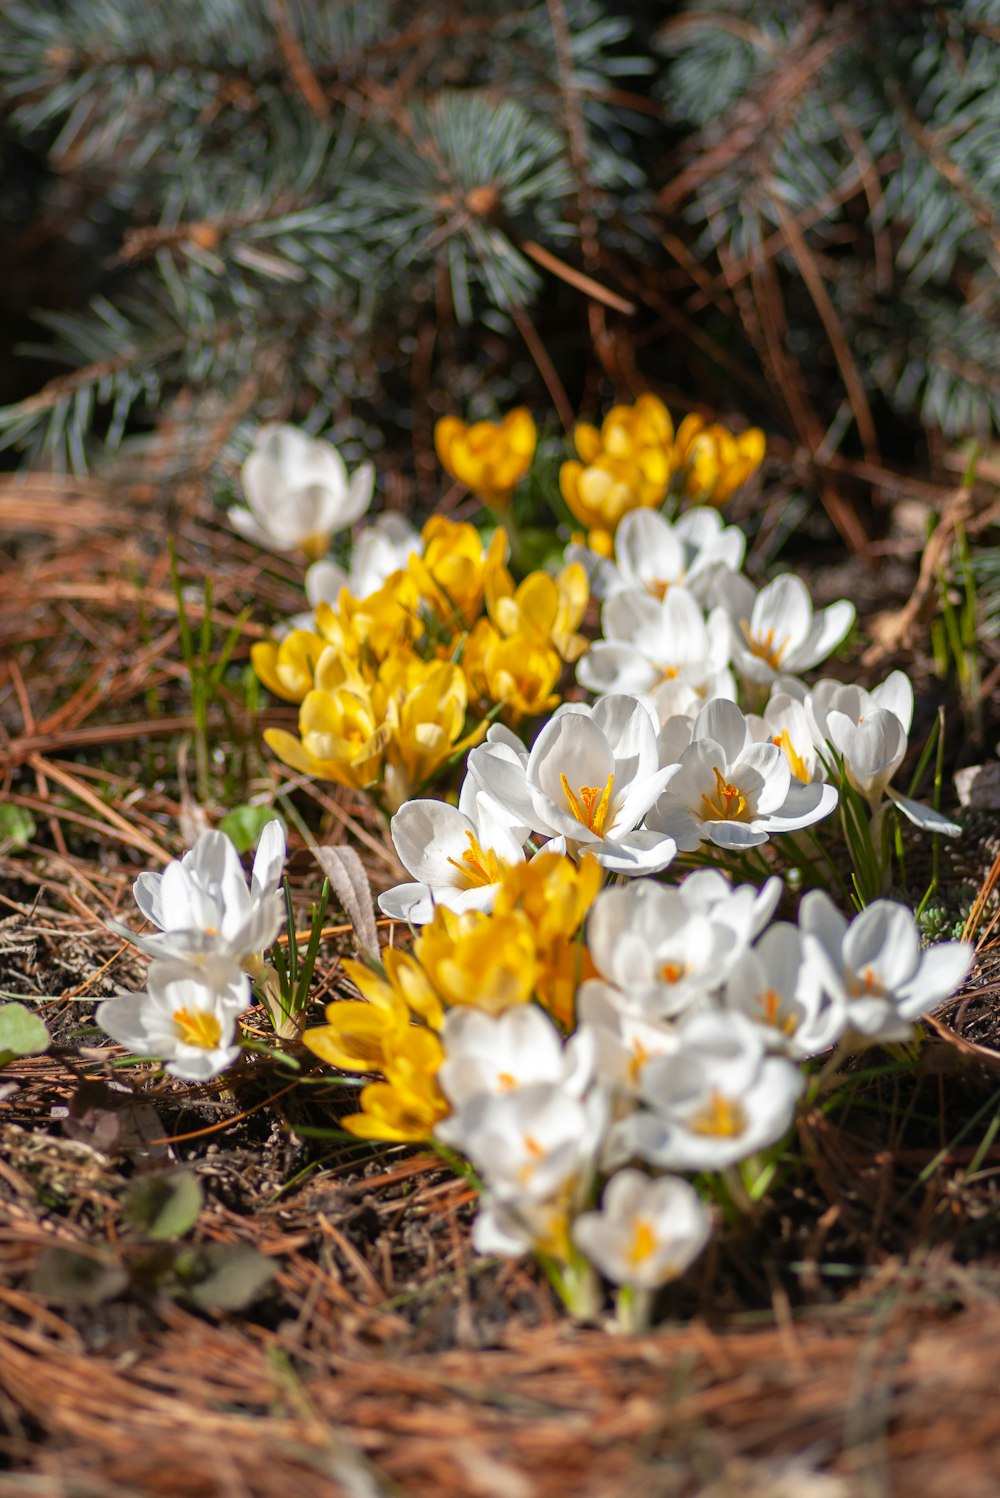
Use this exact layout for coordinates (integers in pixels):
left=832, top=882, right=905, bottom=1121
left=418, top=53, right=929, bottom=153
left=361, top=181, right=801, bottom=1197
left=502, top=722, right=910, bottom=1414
left=228, top=423, right=375, bottom=558
left=436, top=1006, right=594, bottom=1116
left=577, top=584, right=735, bottom=724
left=110, top=822, right=286, bottom=975
left=748, top=693, right=826, bottom=785
left=582, top=880, right=740, bottom=1020
left=807, top=671, right=960, bottom=834
left=726, top=574, right=854, bottom=687
left=96, top=958, right=250, bottom=1081
left=304, top=513, right=421, bottom=606
left=568, top=507, right=745, bottom=605
left=723, top=922, right=844, bottom=1057
left=467, top=696, right=678, bottom=875
left=472, top=1194, right=579, bottom=1261
left=646, top=699, right=838, bottom=851
left=800, top=892, right=973, bottom=1044
left=378, top=780, right=529, bottom=924
left=675, top=868, right=783, bottom=949
left=441, top=1081, right=610, bottom=1205
left=572, top=1168, right=711, bottom=1290
left=577, top=986, right=682, bottom=1094
left=613, top=1011, right=804, bottom=1171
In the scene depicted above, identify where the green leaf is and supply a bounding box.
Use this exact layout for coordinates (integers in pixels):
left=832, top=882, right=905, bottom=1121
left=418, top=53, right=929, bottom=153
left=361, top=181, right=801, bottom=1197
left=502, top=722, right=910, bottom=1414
left=0, top=805, right=36, bottom=849
left=30, top=1246, right=129, bottom=1306
left=176, top=1243, right=276, bottom=1311
left=218, top=805, right=284, bottom=854
left=0, top=1002, right=50, bottom=1067
left=122, top=1169, right=203, bottom=1241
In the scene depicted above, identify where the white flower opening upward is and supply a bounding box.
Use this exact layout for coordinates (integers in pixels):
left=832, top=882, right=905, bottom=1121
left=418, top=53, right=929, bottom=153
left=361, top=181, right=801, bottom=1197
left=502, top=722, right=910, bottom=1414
left=576, top=583, right=735, bottom=724
left=228, top=422, right=375, bottom=558
left=800, top=891, right=974, bottom=1043
left=581, top=879, right=745, bottom=1022
left=647, top=698, right=838, bottom=851
left=726, top=573, right=855, bottom=687
left=109, top=821, right=286, bottom=975
left=378, top=780, right=528, bottom=925
left=611, top=1010, right=804, bottom=1172
left=722, top=921, right=843, bottom=1058
left=468, top=696, right=678, bottom=875
left=569, top=507, right=745, bottom=605
left=96, top=958, right=251, bottom=1081
left=572, top=1168, right=712, bottom=1291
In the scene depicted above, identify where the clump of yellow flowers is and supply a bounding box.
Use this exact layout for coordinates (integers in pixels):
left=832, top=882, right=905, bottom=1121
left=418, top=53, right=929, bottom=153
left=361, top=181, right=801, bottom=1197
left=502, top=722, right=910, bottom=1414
left=253, top=514, right=588, bottom=808
left=302, top=853, right=600, bottom=1141
left=558, top=394, right=764, bottom=554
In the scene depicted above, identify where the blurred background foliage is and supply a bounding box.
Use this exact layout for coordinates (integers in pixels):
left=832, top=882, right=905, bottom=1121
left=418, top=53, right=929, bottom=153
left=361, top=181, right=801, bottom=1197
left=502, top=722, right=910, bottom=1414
left=0, top=0, right=997, bottom=541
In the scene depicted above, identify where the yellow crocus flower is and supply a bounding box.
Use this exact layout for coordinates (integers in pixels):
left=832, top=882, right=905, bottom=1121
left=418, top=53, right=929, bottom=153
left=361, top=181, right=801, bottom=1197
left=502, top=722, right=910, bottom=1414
left=484, top=553, right=589, bottom=664
left=494, top=852, right=602, bottom=1027
left=264, top=678, right=389, bottom=790
left=434, top=407, right=537, bottom=508
left=408, top=517, right=507, bottom=632
left=341, top=1066, right=449, bottom=1142
left=560, top=394, right=675, bottom=551
left=250, top=629, right=328, bottom=704
left=382, top=658, right=484, bottom=808
left=302, top=998, right=407, bottom=1073
left=463, top=619, right=563, bottom=725
left=414, top=905, right=540, bottom=1015
left=674, top=413, right=765, bottom=507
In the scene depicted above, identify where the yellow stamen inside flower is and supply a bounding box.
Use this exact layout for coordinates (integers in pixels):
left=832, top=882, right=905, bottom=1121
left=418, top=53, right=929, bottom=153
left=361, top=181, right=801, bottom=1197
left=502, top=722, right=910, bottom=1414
left=446, top=831, right=506, bottom=888
left=628, top=1038, right=651, bottom=1087
left=849, top=965, right=882, bottom=998
left=518, top=1132, right=547, bottom=1184
left=628, top=1218, right=657, bottom=1266
left=755, top=988, right=798, bottom=1035
left=758, top=988, right=782, bottom=1026
left=560, top=771, right=614, bottom=836
left=689, top=1091, right=747, bottom=1138
left=497, top=1071, right=517, bottom=1091
left=172, top=1007, right=222, bottom=1050
left=700, top=766, right=749, bottom=822
left=740, top=621, right=790, bottom=671
left=301, top=532, right=331, bottom=564
left=772, top=729, right=810, bottom=784
left=647, top=576, right=678, bottom=602
left=660, top=961, right=686, bottom=983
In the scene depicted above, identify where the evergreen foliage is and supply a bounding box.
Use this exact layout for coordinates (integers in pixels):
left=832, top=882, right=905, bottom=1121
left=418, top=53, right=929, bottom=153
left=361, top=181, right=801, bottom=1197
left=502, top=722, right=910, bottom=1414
left=657, top=0, right=1000, bottom=442
left=0, top=0, right=997, bottom=473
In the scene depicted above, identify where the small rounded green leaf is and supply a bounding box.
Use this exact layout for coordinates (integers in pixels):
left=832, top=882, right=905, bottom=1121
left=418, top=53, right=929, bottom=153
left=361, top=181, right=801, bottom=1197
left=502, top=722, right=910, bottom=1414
left=0, top=805, right=36, bottom=849
left=122, top=1169, right=203, bottom=1240
left=0, top=1002, right=50, bottom=1059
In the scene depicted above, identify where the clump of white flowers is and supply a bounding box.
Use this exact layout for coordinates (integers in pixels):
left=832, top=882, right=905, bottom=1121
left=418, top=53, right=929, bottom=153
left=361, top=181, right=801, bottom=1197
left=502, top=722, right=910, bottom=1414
left=100, top=822, right=287, bottom=1081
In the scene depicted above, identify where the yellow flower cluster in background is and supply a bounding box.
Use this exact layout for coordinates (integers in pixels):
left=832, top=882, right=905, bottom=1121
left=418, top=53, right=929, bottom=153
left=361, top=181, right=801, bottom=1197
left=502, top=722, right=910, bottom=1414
left=559, top=393, right=765, bottom=552
left=560, top=394, right=675, bottom=554
left=253, top=513, right=589, bottom=804
left=302, top=853, right=601, bottom=1140
left=434, top=407, right=537, bottom=508
left=674, top=414, right=766, bottom=507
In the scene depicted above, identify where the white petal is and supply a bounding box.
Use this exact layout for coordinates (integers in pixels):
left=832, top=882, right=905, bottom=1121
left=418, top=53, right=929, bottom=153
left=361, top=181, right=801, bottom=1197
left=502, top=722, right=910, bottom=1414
left=886, top=788, right=962, bottom=836
left=787, top=599, right=855, bottom=671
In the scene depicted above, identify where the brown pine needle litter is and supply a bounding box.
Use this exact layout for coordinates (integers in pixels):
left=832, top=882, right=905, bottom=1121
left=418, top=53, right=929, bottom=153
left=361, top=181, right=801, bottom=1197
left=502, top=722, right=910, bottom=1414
left=4, top=464, right=1000, bottom=1495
